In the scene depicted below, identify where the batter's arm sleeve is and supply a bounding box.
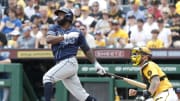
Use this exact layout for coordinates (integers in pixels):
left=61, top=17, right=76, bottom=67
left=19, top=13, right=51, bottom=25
left=46, top=25, right=64, bottom=45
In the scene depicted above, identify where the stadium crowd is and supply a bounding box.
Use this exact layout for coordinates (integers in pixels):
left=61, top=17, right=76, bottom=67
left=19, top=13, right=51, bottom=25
left=0, top=0, right=180, bottom=49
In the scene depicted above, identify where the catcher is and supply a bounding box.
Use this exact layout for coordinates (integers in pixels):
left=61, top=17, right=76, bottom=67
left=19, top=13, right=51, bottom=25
left=129, top=47, right=178, bottom=101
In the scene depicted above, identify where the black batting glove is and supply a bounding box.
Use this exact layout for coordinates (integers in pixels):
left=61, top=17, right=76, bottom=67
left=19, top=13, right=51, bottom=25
left=142, top=90, right=152, bottom=100
left=137, top=90, right=152, bottom=100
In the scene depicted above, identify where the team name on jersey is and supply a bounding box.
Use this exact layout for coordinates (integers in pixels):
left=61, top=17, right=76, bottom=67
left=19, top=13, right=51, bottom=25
left=58, top=31, right=79, bottom=46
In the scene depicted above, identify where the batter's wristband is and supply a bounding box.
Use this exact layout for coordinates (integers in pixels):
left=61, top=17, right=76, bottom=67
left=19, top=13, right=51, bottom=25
left=137, top=90, right=151, bottom=95
left=137, top=90, right=143, bottom=95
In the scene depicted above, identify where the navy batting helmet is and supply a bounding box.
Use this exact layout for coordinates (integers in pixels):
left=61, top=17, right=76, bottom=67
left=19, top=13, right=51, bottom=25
left=55, top=7, right=73, bottom=23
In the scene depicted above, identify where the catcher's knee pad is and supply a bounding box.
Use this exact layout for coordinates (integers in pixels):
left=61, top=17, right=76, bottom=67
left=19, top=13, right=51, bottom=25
left=85, top=96, right=97, bottom=101
left=43, top=74, right=55, bottom=84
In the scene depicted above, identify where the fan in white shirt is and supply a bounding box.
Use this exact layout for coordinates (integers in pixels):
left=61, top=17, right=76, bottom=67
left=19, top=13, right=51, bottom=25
left=143, top=14, right=158, bottom=36
left=24, top=0, right=35, bottom=19
left=76, top=6, right=95, bottom=33
left=80, top=24, right=96, bottom=48
left=130, top=19, right=151, bottom=47
left=157, top=18, right=172, bottom=48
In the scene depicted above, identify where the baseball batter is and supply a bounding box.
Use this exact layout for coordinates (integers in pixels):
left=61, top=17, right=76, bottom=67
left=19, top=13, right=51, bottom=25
left=129, top=47, right=178, bottom=101
left=42, top=7, right=106, bottom=101
left=0, top=53, right=11, bottom=101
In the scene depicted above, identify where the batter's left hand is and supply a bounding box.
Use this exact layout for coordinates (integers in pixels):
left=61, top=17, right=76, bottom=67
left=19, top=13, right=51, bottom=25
left=94, top=61, right=106, bottom=75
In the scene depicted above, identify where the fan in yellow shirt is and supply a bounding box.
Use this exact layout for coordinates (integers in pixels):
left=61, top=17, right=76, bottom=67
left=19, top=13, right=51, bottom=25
left=8, top=30, right=20, bottom=48
left=176, top=0, right=180, bottom=14
left=17, top=0, right=26, bottom=8
left=107, top=20, right=129, bottom=47
left=47, top=1, right=58, bottom=18
left=146, top=29, right=164, bottom=48
left=94, top=31, right=106, bottom=48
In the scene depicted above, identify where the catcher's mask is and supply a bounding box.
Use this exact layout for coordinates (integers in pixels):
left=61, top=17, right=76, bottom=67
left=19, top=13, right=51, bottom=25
left=131, top=47, right=152, bottom=66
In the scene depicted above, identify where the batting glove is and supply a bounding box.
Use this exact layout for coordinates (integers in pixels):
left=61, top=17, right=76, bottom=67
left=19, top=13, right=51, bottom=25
left=64, top=32, right=79, bottom=40
left=142, top=90, right=152, bottom=100
left=94, top=61, right=106, bottom=75
left=137, top=90, right=152, bottom=100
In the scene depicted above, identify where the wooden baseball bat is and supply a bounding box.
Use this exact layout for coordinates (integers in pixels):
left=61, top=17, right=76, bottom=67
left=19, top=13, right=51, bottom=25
left=105, top=72, right=147, bottom=89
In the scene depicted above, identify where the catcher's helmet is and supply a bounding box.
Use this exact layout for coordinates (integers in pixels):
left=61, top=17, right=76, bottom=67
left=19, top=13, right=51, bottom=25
left=55, top=7, right=73, bottom=23
left=131, top=47, right=152, bottom=66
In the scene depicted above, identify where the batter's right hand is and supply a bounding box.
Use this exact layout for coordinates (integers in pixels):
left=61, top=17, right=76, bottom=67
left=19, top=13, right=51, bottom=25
left=94, top=61, right=106, bottom=75
left=129, top=89, right=137, bottom=96
left=64, top=32, right=79, bottom=40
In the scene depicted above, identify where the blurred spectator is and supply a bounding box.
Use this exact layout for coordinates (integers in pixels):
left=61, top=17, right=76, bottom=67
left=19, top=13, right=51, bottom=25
left=30, top=24, right=42, bottom=39
left=143, top=14, right=158, bottom=35
left=89, top=1, right=102, bottom=20
left=47, top=1, right=56, bottom=18
left=73, top=3, right=82, bottom=19
left=88, top=0, right=107, bottom=11
left=170, top=14, right=180, bottom=48
left=159, top=0, right=170, bottom=14
left=146, top=29, right=164, bottom=48
left=107, top=20, right=128, bottom=48
left=161, top=8, right=172, bottom=27
left=80, top=24, right=96, bottom=48
left=130, top=19, right=151, bottom=47
left=65, top=0, right=76, bottom=12
left=123, top=15, right=137, bottom=35
left=176, top=0, right=180, bottom=15
left=4, top=0, right=17, bottom=16
left=126, top=0, right=145, bottom=21
left=7, top=30, right=20, bottom=48
left=17, top=0, right=26, bottom=8
left=30, top=13, right=42, bottom=28
left=115, top=38, right=129, bottom=48
left=34, top=5, right=40, bottom=14
left=169, top=4, right=177, bottom=18
left=16, top=26, right=36, bottom=48
left=148, top=0, right=162, bottom=20
left=24, top=0, right=35, bottom=19
left=40, top=7, right=54, bottom=24
left=73, top=20, right=82, bottom=30
left=77, top=5, right=95, bottom=33
left=0, top=52, right=11, bottom=101
left=94, top=10, right=111, bottom=35
left=16, top=5, right=29, bottom=24
left=0, top=8, right=22, bottom=39
left=0, top=32, right=7, bottom=48
left=108, top=0, right=125, bottom=24
left=81, top=0, right=89, bottom=6
left=94, top=31, right=106, bottom=48
left=139, top=0, right=151, bottom=12
left=23, top=20, right=32, bottom=28
left=157, top=18, right=172, bottom=48
left=35, top=25, right=50, bottom=49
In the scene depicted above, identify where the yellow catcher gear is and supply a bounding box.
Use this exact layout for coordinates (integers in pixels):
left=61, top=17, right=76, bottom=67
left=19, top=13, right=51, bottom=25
left=131, top=47, right=152, bottom=66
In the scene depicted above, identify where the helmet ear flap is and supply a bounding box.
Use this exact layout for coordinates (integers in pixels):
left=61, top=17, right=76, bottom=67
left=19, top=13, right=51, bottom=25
left=55, top=7, right=74, bottom=23
left=65, top=13, right=72, bottom=21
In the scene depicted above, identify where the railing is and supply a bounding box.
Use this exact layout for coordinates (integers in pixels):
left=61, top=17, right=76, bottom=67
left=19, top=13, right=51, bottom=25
left=1, top=48, right=180, bottom=60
